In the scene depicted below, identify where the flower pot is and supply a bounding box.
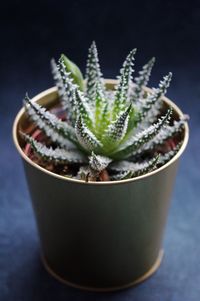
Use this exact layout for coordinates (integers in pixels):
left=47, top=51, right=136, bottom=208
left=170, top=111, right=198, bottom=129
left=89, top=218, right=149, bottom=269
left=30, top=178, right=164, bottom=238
left=13, top=80, right=189, bottom=292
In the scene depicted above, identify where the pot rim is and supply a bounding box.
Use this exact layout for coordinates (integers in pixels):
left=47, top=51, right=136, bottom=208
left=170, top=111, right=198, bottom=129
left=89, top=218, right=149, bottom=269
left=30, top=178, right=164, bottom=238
left=13, top=79, right=189, bottom=186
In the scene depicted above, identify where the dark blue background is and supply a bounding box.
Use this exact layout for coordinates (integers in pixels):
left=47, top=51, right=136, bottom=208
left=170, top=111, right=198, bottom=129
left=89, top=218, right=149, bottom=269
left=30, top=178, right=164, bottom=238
left=0, top=1, right=200, bottom=300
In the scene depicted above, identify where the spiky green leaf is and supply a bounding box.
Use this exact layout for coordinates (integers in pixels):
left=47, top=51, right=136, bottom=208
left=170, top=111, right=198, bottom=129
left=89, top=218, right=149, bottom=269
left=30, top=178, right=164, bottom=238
left=75, top=115, right=103, bottom=153
left=139, top=72, right=172, bottom=122
left=110, top=155, right=159, bottom=180
left=85, top=41, right=105, bottom=101
left=51, top=58, right=64, bottom=100
left=24, top=94, right=78, bottom=147
left=103, top=105, right=132, bottom=149
left=56, top=57, right=78, bottom=123
left=113, top=49, right=136, bottom=118
left=110, top=170, right=133, bottom=181
left=131, top=57, right=155, bottom=101
left=94, top=81, right=107, bottom=129
left=22, top=133, right=87, bottom=164
left=112, top=109, right=172, bottom=159
left=74, top=89, right=94, bottom=127
left=61, top=54, right=84, bottom=90
left=89, top=152, right=112, bottom=172
left=136, top=119, right=186, bottom=153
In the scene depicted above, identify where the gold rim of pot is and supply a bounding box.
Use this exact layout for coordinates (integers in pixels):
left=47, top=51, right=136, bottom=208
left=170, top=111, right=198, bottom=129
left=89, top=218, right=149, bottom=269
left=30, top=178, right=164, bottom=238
left=13, top=79, right=189, bottom=186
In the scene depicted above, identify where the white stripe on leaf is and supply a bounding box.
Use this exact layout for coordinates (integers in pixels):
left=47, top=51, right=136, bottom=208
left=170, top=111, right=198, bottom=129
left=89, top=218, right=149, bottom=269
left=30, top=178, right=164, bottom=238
left=75, top=115, right=103, bottom=153
left=131, top=57, right=155, bottom=102
left=24, top=94, right=77, bottom=147
left=22, top=133, right=87, bottom=164
left=112, top=109, right=172, bottom=159
left=85, top=41, right=105, bottom=101
left=89, top=152, right=112, bottom=172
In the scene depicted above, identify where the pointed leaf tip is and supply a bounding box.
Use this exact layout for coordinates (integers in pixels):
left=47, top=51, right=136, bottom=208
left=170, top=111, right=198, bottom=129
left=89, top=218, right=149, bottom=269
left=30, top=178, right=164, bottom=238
left=89, top=152, right=112, bottom=172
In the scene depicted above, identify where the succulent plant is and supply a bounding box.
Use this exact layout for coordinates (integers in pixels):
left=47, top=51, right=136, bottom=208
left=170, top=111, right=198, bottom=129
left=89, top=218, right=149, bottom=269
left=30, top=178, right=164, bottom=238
left=22, top=42, right=186, bottom=181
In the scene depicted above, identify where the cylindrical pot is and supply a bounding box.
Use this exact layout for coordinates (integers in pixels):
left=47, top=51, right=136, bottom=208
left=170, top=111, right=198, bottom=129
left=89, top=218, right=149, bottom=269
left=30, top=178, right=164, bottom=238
left=13, top=80, right=189, bottom=292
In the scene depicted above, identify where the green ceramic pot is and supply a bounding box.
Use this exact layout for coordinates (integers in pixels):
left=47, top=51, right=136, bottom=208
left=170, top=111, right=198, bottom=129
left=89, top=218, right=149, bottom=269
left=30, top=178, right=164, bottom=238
left=13, top=80, right=189, bottom=292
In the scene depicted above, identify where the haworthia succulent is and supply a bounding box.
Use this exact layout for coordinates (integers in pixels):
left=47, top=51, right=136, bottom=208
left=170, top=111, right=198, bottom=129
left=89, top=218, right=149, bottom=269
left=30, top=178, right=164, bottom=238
left=22, top=43, right=186, bottom=180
